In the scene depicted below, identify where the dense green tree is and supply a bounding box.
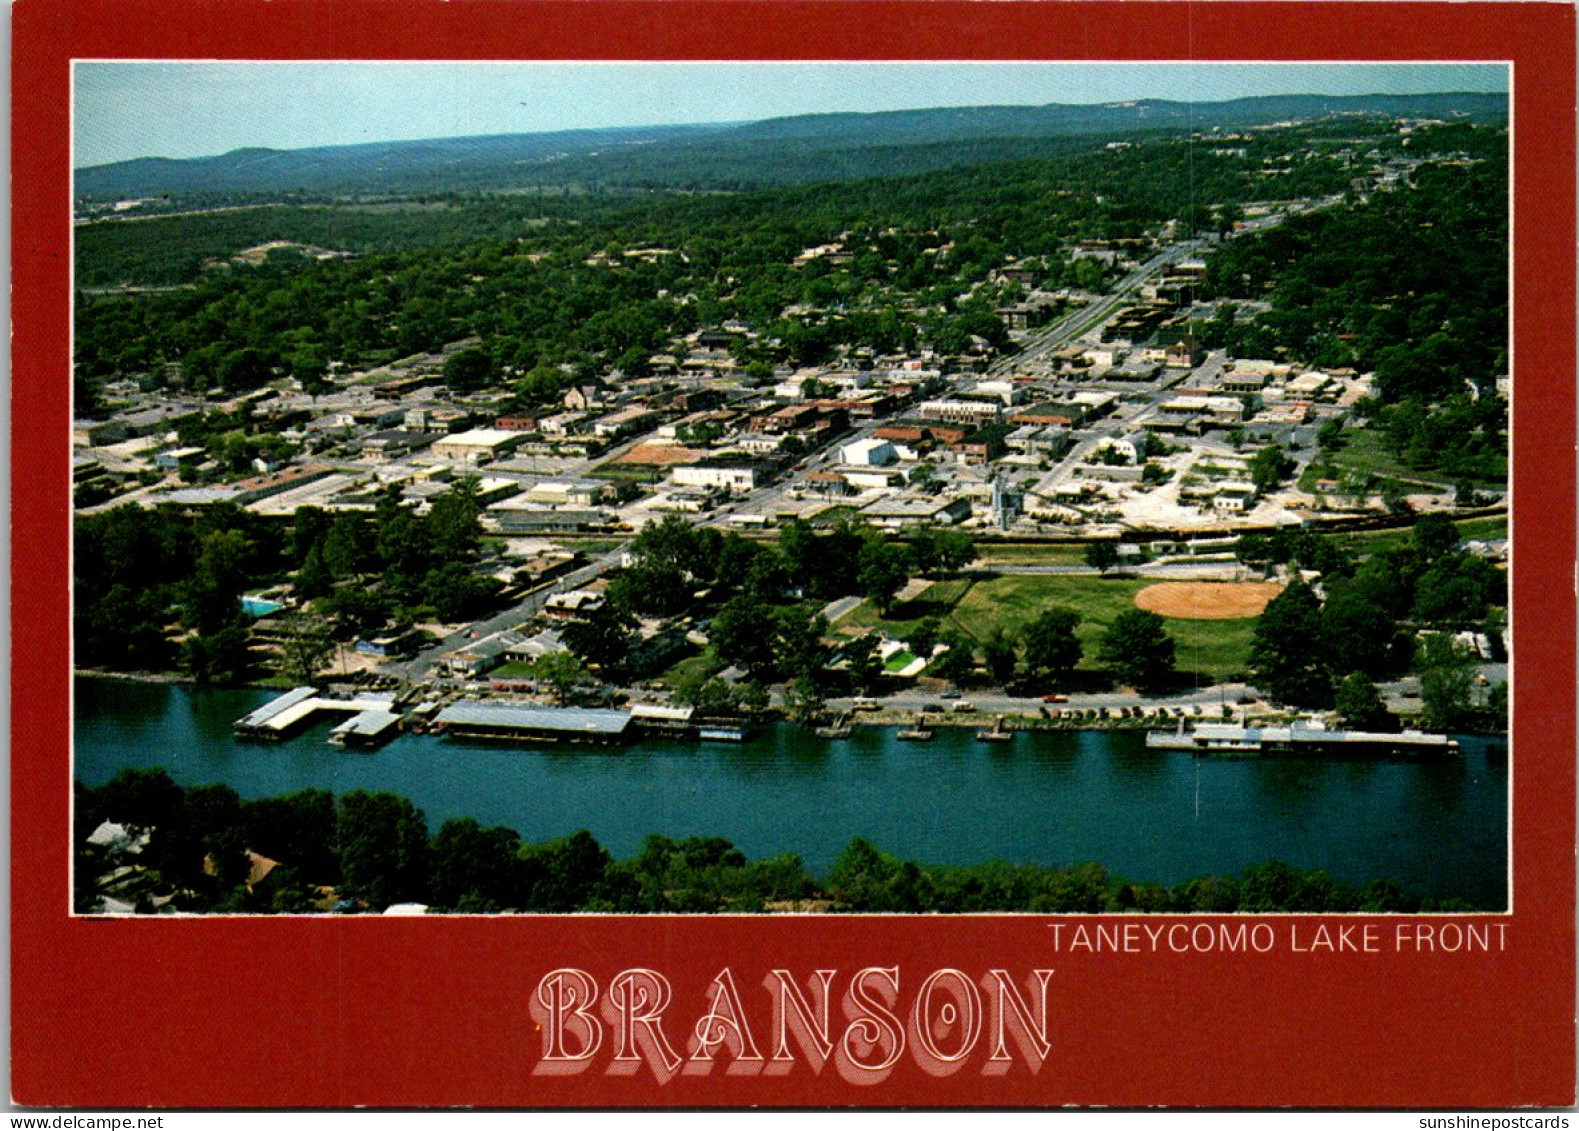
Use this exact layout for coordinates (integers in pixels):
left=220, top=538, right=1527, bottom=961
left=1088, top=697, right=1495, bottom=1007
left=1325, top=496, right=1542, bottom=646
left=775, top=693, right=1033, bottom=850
left=422, top=562, right=501, bottom=623
left=1333, top=672, right=1395, bottom=732
left=1249, top=581, right=1332, bottom=707
left=1418, top=634, right=1477, bottom=732
left=783, top=673, right=826, bottom=726
left=1084, top=541, right=1120, bottom=575
left=277, top=612, right=336, bottom=685
left=674, top=674, right=743, bottom=717
left=1411, top=553, right=1502, bottom=626
left=1020, top=607, right=1083, bottom=686
left=518, top=830, right=611, bottom=913
left=531, top=651, right=588, bottom=706
left=1319, top=589, right=1398, bottom=678
left=1250, top=446, right=1294, bottom=495
left=911, top=528, right=976, bottom=576
left=982, top=630, right=1019, bottom=685
left=429, top=817, right=524, bottom=911
left=1098, top=610, right=1176, bottom=692
left=426, top=479, right=484, bottom=561
left=1233, top=533, right=1275, bottom=571
left=708, top=594, right=780, bottom=676
left=930, top=631, right=976, bottom=685
left=443, top=346, right=494, bottom=392
left=857, top=539, right=912, bottom=615
left=905, top=617, right=941, bottom=662
left=181, top=623, right=253, bottom=686
left=772, top=606, right=829, bottom=681
left=337, top=790, right=431, bottom=909
left=842, top=634, right=885, bottom=692
left=184, top=528, right=252, bottom=635
left=1410, top=513, right=1461, bottom=568
left=560, top=602, right=638, bottom=674
left=242, top=789, right=339, bottom=882
left=293, top=542, right=334, bottom=600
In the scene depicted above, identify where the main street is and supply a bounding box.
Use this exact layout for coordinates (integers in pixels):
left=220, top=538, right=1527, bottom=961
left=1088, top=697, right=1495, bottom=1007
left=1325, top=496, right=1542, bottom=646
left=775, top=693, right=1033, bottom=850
left=992, top=237, right=1209, bottom=374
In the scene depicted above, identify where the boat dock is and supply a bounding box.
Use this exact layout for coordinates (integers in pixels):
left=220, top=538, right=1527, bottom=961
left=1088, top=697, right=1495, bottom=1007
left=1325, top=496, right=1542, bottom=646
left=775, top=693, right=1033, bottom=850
left=699, top=726, right=749, bottom=742
left=1146, top=721, right=1459, bottom=757
left=434, top=702, right=634, bottom=746
left=235, top=687, right=399, bottom=740
left=976, top=715, right=1015, bottom=743
left=814, top=712, right=853, bottom=739
left=329, top=709, right=404, bottom=749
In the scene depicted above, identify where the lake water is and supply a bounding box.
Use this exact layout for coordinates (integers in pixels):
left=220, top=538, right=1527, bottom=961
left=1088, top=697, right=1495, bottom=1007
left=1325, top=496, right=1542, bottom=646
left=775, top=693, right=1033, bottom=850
left=73, top=678, right=1509, bottom=907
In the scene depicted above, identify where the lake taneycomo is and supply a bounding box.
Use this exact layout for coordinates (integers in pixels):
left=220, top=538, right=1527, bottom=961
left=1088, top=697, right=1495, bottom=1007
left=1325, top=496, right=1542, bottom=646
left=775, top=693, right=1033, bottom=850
left=73, top=678, right=1509, bottom=908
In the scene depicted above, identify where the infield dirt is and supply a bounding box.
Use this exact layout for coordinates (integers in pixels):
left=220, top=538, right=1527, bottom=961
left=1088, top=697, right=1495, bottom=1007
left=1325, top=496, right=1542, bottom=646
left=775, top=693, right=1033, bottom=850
left=1133, top=581, right=1284, bottom=620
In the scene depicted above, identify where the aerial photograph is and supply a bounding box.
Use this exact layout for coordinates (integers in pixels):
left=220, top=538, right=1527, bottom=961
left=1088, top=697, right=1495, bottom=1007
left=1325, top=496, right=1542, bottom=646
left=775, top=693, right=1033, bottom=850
left=70, top=61, right=1510, bottom=916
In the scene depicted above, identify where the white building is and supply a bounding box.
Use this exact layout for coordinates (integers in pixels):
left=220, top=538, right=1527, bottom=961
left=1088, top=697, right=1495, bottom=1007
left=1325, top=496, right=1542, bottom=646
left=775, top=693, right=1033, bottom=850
left=671, top=463, right=766, bottom=495
left=431, top=429, right=522, bottom=464
left=840, top=438, right=897, bottom=467
left=918, top=399, right=1002, bottom=426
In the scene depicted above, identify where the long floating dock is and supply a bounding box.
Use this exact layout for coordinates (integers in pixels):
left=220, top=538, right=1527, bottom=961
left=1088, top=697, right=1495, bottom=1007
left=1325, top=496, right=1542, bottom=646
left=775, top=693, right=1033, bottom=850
left=1146, top=721, right=1458, bottom=757
left=435, top=702, right=635, bottom=745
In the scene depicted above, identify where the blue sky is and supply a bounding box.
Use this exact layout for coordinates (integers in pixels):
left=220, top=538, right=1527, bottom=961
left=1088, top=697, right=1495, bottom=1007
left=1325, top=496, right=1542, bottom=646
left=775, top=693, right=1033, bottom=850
left=73, top=61, right=1508, bottom=168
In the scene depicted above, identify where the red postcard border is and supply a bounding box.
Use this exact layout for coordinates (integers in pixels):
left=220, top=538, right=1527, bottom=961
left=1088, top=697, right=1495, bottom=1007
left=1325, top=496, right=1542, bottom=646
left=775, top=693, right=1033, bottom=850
left=12, top=1, right=1575, bottom=1108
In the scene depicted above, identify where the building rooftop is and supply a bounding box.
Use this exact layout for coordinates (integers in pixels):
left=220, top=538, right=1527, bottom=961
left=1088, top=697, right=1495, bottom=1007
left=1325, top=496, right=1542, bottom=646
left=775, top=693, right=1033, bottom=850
left=435, top=702, right=633, bottom=736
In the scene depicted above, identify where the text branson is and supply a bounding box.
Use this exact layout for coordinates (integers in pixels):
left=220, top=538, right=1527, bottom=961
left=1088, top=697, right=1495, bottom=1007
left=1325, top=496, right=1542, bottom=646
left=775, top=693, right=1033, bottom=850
left=532, top=966, right=1056, bottom=1084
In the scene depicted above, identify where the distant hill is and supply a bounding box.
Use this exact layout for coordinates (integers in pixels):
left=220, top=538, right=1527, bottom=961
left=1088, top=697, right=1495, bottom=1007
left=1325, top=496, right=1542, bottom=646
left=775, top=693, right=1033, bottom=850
left=73, top=123, right=732, bottom=198
left=74, top=92, right=1505, bottom=201
left=724, top=93, right=1506, bottom=145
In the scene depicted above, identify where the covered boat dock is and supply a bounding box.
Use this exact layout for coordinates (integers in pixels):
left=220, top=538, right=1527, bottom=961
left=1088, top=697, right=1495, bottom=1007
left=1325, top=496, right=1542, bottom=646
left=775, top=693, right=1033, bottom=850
left=434, top=702, right=634, bottom=746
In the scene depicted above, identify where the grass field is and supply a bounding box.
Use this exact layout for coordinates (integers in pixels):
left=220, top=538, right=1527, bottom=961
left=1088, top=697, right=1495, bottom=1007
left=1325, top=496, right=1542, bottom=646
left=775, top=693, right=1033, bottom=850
left=586, top=462, right=664, bottom=483
left=654, top=647, right=721, bottom=689
left=838, top=578, right=976, bottom=632
left=489, top=661, right=540, bottom=679
left=844, top=574, right=1259, bottom=683
left=1331, top=514, right=1508, bottom=557
left=972, top=543, right=1088, bottom=566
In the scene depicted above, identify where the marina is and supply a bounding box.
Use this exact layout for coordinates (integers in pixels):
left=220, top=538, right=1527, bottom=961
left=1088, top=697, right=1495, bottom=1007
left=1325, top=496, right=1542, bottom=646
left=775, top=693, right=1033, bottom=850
left=74, top=678, right=1508, bottom=908
left=233, top=687, right=400, bottom=741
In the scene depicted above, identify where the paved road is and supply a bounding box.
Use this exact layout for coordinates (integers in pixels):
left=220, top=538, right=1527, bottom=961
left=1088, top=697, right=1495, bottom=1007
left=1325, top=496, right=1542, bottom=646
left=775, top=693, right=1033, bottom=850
left=385, top=545, right=627, bottom=680
left=992, top=239, right=1209, bottom=374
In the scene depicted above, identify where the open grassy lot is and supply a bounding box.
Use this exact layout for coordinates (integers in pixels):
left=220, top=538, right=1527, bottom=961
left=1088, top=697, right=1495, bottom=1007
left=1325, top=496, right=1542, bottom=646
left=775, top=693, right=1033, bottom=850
left=972, top=542, right=1088, bottom=566
left=586, top=462, right=665, bottom=484
left=1330, top=513, right=1508, bottom=558
left=652, top=647, right=721, bottom=689
left=841, top=574, right=1259, bottom=683
left=951, top=575, right=1258, bottom=683
left=838, top=578, right=975, bottom=632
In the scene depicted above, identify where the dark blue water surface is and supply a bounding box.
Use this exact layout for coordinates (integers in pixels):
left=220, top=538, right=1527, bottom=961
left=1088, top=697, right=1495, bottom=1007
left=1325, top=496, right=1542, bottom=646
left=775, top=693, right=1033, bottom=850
left=73, top=678, right=1508, bottom=907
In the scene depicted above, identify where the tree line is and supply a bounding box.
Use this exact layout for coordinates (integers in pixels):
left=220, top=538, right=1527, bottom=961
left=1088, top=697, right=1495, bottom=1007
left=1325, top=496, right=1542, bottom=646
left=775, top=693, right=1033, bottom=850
left=1243, top=515, right=1506, bottom=729
left=74, top=481, right=497, bottom=684
left=77, top=768, right=1475, bottom=915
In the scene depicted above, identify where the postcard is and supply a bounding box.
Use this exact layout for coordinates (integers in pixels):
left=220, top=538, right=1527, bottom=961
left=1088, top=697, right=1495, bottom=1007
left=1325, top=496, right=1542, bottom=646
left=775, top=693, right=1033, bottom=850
left=12, top=0, right=1575, bottom=1110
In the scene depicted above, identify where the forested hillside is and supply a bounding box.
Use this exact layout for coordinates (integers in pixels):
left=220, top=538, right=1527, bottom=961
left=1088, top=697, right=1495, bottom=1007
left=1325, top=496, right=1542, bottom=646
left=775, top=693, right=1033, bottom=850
left=75, top=90, right=1505, bottom=201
